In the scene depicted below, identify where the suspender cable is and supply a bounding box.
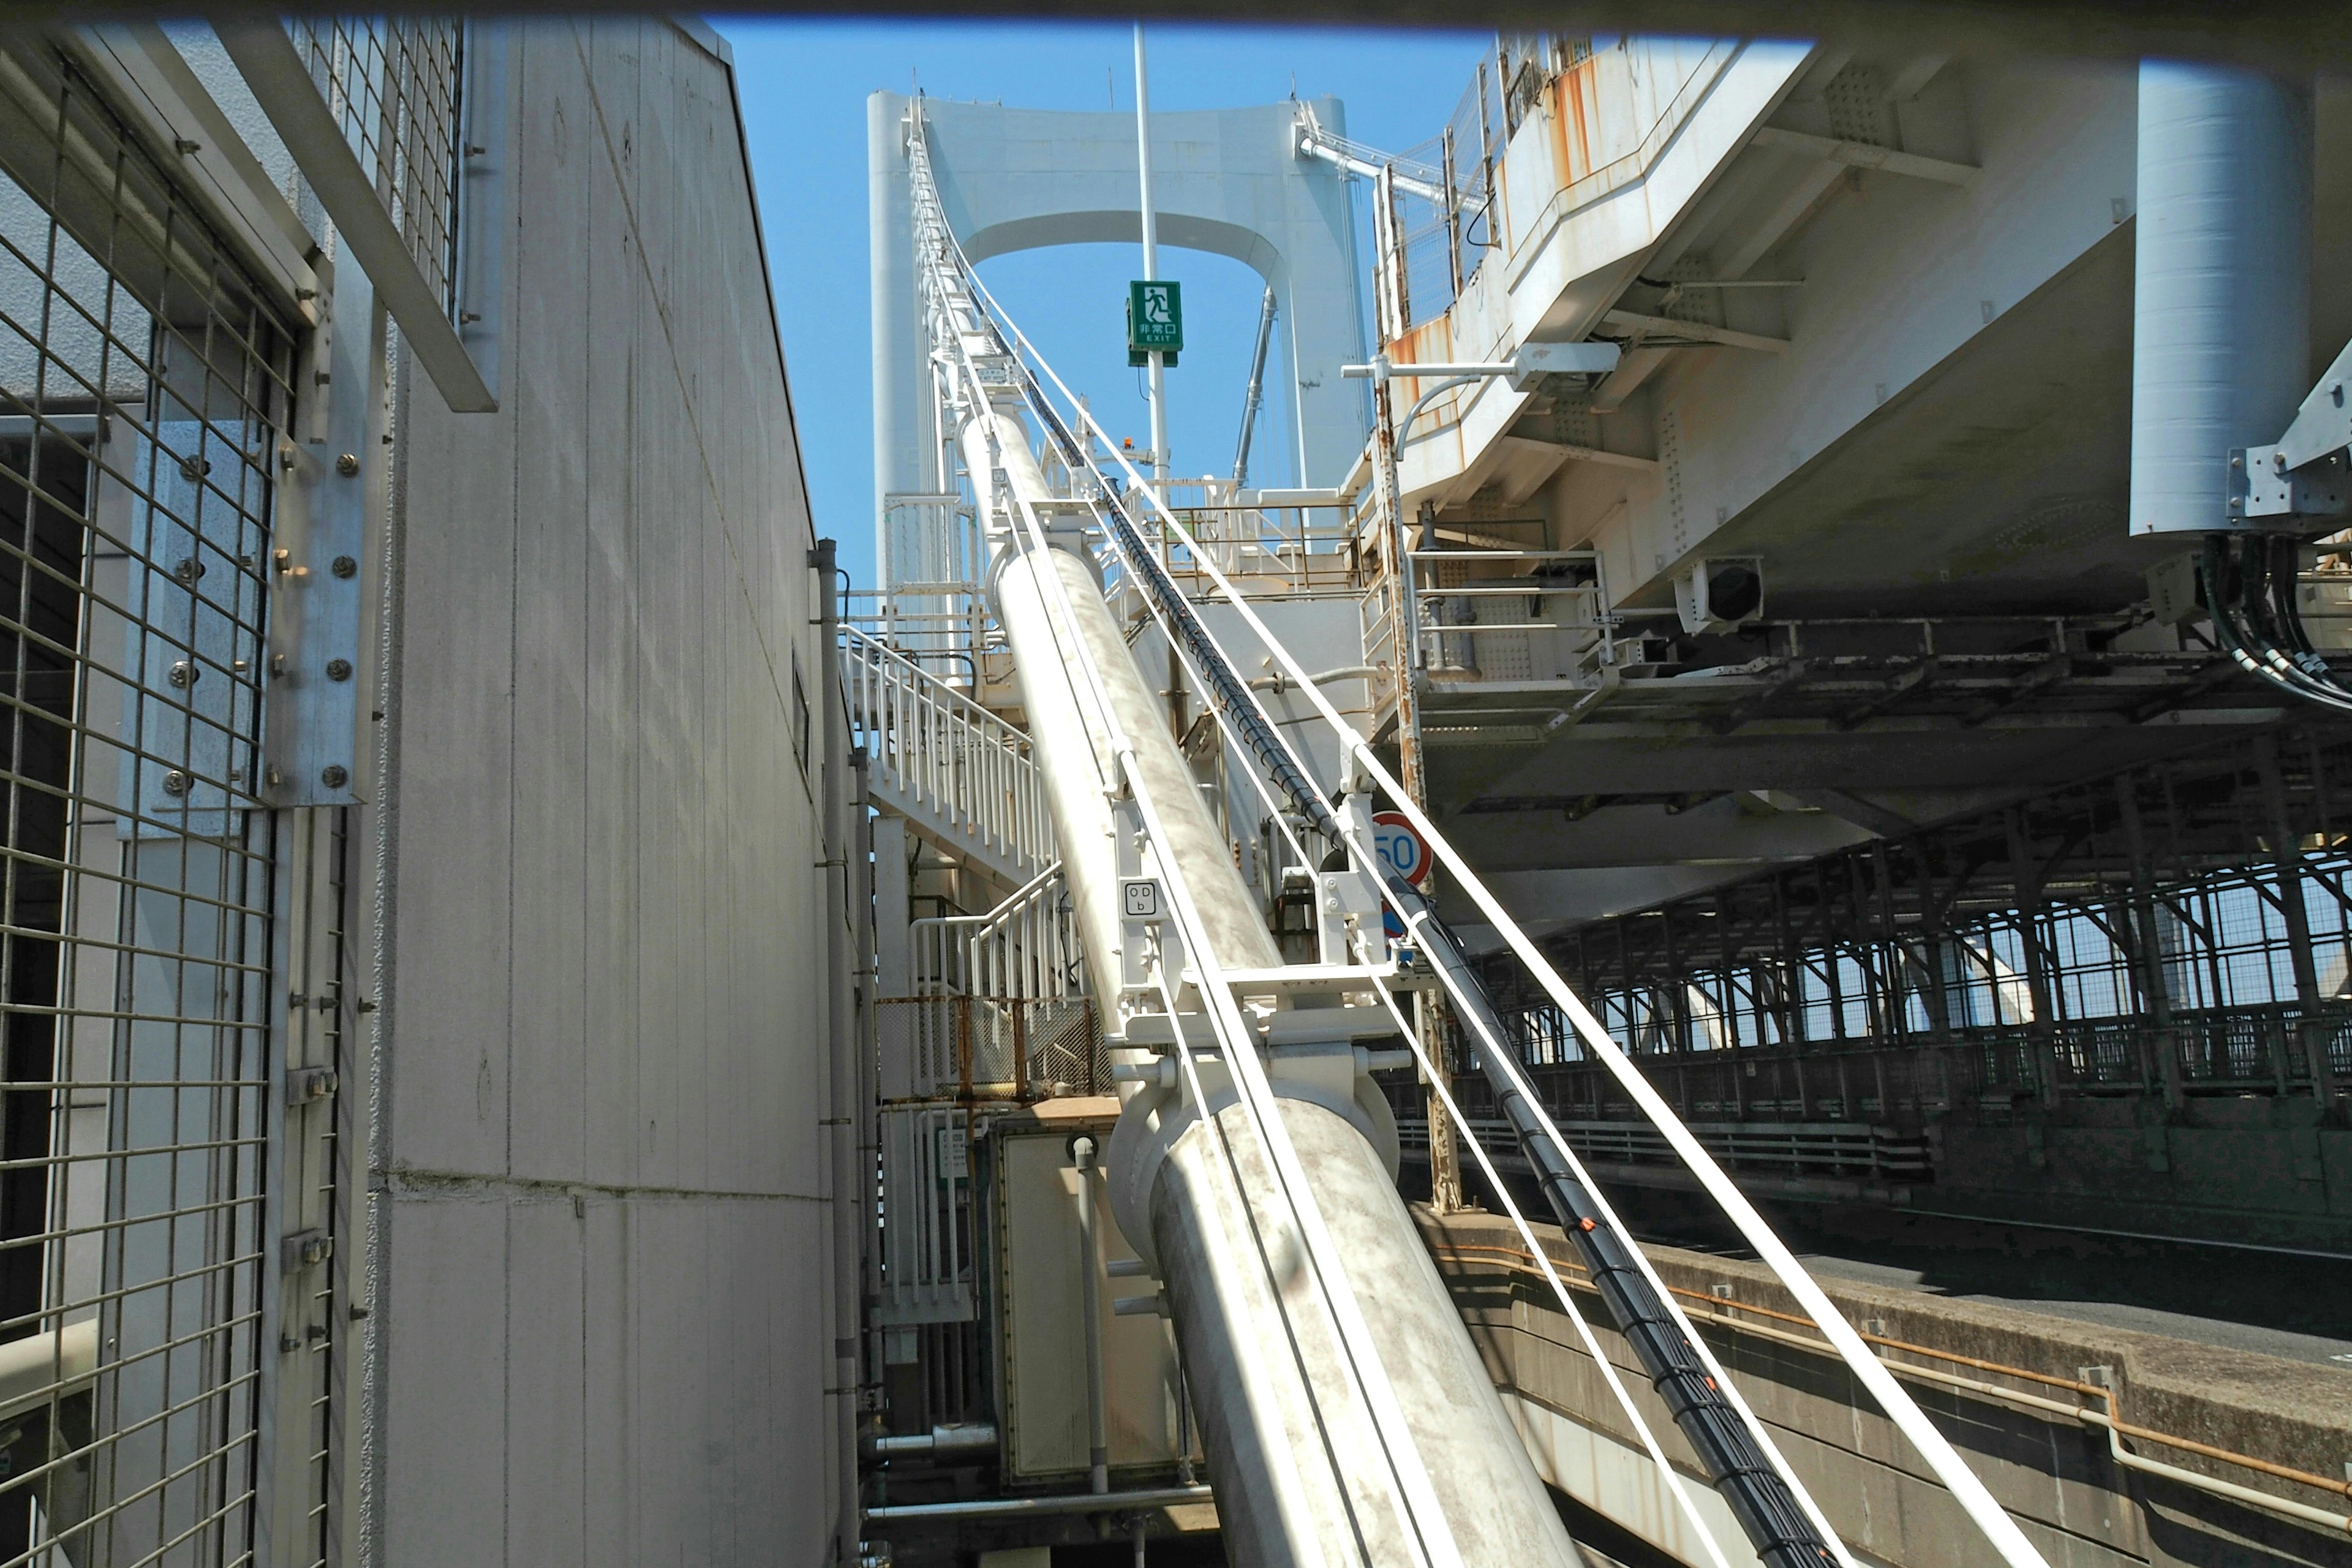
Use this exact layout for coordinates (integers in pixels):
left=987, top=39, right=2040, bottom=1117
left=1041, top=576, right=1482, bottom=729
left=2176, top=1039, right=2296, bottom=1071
left=993, top=293, right=1846, bottom=1568
left=975, top=251, right=2052, bottom=1568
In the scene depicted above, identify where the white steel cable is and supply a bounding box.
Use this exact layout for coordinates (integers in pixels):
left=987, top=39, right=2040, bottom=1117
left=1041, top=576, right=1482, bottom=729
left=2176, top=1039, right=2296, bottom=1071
left=1365, top=882, right=1863, bottom=1568
left=964, top=268, right=1845, bottom=1548
left=913, top=121, right=2024, bottom=1568
left=961, top=254, right=2024, bottom=1566
left=1346, top=929, right=1737, bottom=1568
left=916, top=200, right=1463, bottom=1564
left=995, top=459, right=1463, bottom=1568
left=1012, top=342, right=2049, bottom=1568
left=974, top=302, right=1860, bottom=1567
left=1128, top=556, right=1771, bottom=1568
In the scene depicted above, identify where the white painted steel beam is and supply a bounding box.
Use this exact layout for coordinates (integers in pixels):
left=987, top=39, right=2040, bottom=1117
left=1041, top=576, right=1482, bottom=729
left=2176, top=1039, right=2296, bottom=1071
left=1751, top=125, right=1980, bottom=186
left=1602, top=309, right=1789, bottom=353
left=214, top=20, right=495, bottom=413
left=1713, top=157, right=1848, bottom=282
left=72, top=24, right=326, bottom=322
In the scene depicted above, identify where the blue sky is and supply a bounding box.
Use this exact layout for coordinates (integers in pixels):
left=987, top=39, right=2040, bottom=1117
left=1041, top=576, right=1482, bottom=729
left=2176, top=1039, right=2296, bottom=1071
left=714, top=18, right=1490, bottom=587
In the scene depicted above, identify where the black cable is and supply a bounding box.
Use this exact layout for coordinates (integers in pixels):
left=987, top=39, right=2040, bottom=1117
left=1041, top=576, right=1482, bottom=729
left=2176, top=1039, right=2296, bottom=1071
left=1383, top=886, right=1836, bottom=1568
left=2266, top=536, right=2320, bottom=659
left=2199, top=535, right=2352, bottom=715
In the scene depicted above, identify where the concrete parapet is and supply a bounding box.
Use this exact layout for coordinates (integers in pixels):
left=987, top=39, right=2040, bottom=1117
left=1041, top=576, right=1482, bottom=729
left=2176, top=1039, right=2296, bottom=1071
left=1417, top=1205, right=2352, bottom=1568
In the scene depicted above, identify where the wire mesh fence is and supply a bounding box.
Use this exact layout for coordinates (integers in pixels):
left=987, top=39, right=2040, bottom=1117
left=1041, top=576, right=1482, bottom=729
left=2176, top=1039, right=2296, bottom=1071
left=285, top=18, right=466, bottom=320
left=0, top=42, right=304, bottom=1567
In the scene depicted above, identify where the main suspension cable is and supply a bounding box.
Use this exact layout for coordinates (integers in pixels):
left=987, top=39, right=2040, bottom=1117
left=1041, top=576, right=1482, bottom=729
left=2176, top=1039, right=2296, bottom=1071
left=976, top=252, right=2056, bottom=1566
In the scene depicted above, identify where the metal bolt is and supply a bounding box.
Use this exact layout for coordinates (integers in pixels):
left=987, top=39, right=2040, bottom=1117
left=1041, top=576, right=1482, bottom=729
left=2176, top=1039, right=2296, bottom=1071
left=167, top=660, right=197, bottom=688
left=320, top=765, right=349, bottom=789
left=160, top=769, right=189, bottom=797
left=172, top=556, right=205, bottom=584
left=331, top=555, right=357, bottom=579
left=179, top=453, right=209, bottom=483
left=326, top=658, right=352, bottom=682
left=336, top=453, right=360, bottom=477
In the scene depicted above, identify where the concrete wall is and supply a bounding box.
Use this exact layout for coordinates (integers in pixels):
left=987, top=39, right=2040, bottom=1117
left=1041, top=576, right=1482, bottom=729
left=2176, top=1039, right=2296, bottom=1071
left=368, top=20, right=840, bottom=1564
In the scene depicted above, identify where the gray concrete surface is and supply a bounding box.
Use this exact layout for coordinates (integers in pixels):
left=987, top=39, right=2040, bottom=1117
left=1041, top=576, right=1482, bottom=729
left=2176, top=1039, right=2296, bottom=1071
left=1788, top=1246, right=2352, bottom=1368
left=1423, top=1205, right=2352, bottom=1568
left=369, top=19, right=842, bottom=1566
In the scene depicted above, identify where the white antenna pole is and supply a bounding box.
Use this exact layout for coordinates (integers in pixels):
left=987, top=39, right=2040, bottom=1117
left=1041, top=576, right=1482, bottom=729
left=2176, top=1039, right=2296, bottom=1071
left=1134, top=22, right=1169, bottom=483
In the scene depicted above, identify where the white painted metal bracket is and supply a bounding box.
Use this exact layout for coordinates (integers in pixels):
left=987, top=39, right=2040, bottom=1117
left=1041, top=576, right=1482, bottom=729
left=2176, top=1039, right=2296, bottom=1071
left=2231, top=443, right=2351, bottom=524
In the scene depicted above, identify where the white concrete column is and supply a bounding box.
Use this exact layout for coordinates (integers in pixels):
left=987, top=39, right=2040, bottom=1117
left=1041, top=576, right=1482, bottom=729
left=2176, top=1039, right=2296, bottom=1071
left=2130, top=62, right=2312, bottom=534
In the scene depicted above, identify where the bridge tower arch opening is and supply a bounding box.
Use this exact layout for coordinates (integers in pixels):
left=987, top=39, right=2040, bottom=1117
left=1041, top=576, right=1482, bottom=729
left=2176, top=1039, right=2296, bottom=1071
left=867, top=89, right=1370, bottom=592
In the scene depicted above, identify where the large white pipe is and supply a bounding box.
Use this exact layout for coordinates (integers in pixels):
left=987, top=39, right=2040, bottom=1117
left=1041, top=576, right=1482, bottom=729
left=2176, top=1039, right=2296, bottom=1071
left=967, top=395, right=1578, bottom=1567
left=963, top=400, right=1278, bottom=995
left=2130, top=62, right=2311, bottom=535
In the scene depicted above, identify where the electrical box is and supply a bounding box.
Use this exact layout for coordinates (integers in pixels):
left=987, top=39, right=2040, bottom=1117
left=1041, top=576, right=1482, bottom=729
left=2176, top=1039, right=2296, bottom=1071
left=1506, top=339, right=1621, bottom=390
left=1676, top=556, right=1765, bottom=635
left=987, top=1106, right=1201, bottom=1484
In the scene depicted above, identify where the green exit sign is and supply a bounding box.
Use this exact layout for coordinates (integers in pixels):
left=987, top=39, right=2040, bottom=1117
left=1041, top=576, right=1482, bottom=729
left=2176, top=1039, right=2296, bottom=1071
left=1126, top=279, right=1183, bottom=364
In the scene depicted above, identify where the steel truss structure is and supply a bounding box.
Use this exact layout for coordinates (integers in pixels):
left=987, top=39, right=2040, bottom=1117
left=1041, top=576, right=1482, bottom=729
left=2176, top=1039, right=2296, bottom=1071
left=1466, top=724, right=2352, bottom=1123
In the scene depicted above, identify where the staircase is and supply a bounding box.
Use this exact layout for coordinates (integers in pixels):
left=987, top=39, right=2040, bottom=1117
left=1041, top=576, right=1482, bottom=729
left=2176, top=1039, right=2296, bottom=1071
left=844, top=624, right=1054, bottom=884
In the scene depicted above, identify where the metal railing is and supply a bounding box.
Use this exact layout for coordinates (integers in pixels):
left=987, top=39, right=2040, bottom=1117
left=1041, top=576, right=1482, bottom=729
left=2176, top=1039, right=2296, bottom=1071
left=1412, top=546, right=1617, bottom=682
left=1108, top=481, right=1370, bottom=600
left=875, top=864, right=1102, bottom=1331
left=879, top=995, right=1104, bottom=1104
left=1396, top=1111, right=1933, bottom=1185
left=1461, top=1003, right=2352, bottom=1125
left=843, top=623, right=1053, bottom=882
left=913, top=864, right=1080, bottom=1011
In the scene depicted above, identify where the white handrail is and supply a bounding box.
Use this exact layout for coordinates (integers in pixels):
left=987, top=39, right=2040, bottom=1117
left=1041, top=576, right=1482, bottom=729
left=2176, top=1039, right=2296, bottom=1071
left=843, top=622, right=1054, bottom=880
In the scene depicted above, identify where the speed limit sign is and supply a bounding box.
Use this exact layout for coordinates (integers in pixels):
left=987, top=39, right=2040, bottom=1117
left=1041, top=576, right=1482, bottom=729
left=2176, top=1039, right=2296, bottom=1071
left=1371, top=810, right=1432, bottom=888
